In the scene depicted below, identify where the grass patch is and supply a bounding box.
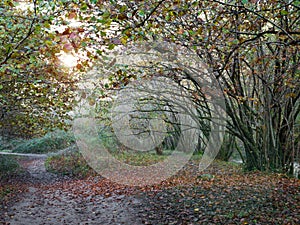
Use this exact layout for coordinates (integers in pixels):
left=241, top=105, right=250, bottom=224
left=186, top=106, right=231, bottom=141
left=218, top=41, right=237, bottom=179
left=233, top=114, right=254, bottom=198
left=44, top=148, right=243, bottom=179
left=45, top=149, right=178, bottom=177
left=0, top=137, right=26, bottom=151
left=113, top=151, right=168, bottom=166
left=0, top=149, right=12, bottom=153
left=45, top=150, right=95, bottom=177
left=13, top=130, right=75, bottom=154
left=0, top=155, right=22, bottom=179
left=0, top=155, right=25, bottom=200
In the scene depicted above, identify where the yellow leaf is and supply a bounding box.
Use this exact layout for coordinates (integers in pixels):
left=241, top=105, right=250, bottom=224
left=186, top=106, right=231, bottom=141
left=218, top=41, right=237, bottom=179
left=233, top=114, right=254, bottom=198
left=44, top=21, right=51, bottom=29
left=121, top=37, right=128, bottom=45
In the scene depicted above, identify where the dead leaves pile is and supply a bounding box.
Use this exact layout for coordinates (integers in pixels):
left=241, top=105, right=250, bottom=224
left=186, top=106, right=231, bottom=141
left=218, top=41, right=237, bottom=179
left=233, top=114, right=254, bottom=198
left=1, top=159, right=299, bottom=224
left=42, top=160, right=299, bottom=224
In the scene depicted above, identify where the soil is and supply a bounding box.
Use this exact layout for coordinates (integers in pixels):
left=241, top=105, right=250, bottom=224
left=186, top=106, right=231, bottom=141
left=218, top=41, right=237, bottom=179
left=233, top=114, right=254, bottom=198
left=1, top=153, right=299, bottom=225
left=0, top=155, right=143, bottom=225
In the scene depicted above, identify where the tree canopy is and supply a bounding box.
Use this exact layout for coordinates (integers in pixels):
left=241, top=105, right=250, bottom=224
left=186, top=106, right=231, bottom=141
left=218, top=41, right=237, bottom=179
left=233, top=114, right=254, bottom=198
left=1, top=0, right=299, bottom=174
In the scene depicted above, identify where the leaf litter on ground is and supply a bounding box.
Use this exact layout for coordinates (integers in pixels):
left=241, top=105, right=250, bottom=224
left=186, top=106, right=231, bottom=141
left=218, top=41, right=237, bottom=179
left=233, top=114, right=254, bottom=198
left=1, top=157, right=299, bottom=224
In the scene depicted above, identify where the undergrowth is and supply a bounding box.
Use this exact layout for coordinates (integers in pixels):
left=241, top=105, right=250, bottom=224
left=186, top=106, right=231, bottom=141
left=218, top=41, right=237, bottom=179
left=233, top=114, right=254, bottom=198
left=0, top=155, right=22, bottom=179
left=113, top=151, right=168, bottom=166
left=0, top=155, right=24, bottom=200
left=13, top=130, right=75, bottom=154
left=45, top=150, right=95, bottom=178
left=45, top=150, right=176, bottom=177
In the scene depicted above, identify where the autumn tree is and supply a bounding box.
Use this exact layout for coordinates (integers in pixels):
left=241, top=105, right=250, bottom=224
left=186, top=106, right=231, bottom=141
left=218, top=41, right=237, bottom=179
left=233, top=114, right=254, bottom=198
left=97, top=0, right=299, bottom=174
left=2, top=0, right=298, bottom=175
left=0, top=0, right=101, bottom=138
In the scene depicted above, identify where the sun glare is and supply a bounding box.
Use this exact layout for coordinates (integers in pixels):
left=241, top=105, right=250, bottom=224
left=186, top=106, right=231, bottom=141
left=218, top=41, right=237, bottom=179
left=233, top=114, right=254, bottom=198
left=58, top=52, right=78, bottom=68
left=15, top=2, right=34, bottom=11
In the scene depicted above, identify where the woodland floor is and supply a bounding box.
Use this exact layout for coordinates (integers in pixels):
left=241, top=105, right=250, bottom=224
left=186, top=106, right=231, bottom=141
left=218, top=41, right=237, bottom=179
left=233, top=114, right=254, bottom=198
left=0, top=155, right=299, bottom=225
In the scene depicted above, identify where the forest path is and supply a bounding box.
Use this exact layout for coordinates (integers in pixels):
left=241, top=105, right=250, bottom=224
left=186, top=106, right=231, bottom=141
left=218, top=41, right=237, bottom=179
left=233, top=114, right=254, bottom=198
left=0, top=155, right=143, bottom=225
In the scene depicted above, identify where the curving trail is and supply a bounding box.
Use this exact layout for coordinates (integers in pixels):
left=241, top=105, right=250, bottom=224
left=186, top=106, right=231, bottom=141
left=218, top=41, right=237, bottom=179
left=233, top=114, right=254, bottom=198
left=0, top=155, right=143, bottom=225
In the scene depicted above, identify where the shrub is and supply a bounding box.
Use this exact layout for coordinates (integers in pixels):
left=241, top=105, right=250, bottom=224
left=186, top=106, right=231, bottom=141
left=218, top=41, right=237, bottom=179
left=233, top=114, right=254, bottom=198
left=0, top=155, right=22, bottom=179
left=13, top=130, right=75, bottom=154
left=0, top=136, right=26, bottom=151
left=45, top=149, right=95, bottom=177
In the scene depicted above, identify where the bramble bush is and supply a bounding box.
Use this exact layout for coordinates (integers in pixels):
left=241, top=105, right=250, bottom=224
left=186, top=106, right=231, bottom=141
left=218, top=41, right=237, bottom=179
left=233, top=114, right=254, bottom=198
left=0, top=155, right=22, bottom=180
left=13, top=130, right=75, bottom=154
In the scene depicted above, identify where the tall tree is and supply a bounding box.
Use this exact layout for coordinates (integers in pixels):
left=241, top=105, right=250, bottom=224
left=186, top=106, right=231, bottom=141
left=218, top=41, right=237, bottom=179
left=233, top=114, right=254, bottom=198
left=100, top=0, right=299, bottom=173
left=0, top=0, right=98, bottom=138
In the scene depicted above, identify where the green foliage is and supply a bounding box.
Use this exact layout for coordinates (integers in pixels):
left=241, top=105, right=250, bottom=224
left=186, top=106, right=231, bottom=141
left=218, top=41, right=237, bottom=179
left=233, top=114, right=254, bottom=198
left=13, top=130, right=75, bottom=154
left=45, top=146, right=171, bottom=177
left=45, top=150, right=95, bottom=177
left=198, top=173, right=215, bottom=181
left=103, top=0, right=299, bottom=174
left=0, top=136, right=26, bottom=151
left=0, top=1, right=79, bottom=137
left=0, top=155, right=21, bottom=179
left=98, top=126, right=120, bottom=153
left=113, top=151, right=167, bottom=166
left=0, top=0, right=298, bottom=175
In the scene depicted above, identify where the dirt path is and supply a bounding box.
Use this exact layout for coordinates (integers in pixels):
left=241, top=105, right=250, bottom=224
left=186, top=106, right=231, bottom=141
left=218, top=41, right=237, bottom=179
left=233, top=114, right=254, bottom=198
left=2, top=154, right=299, bottom=224
left=0, top=156, right=143, bottom=225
